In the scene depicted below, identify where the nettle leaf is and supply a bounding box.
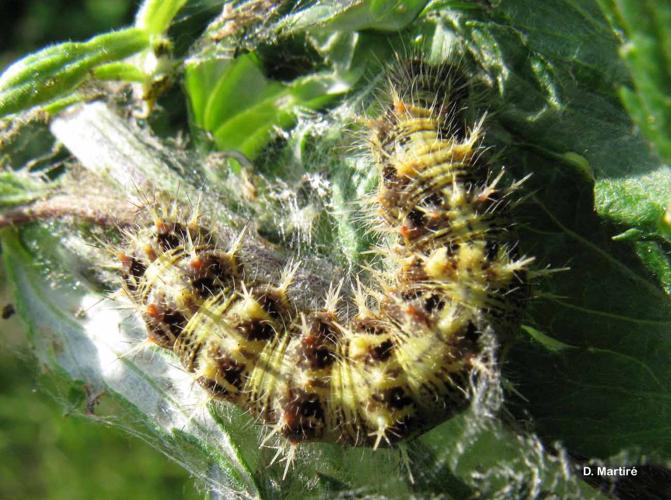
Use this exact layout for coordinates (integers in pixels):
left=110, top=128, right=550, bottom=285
left=136, top=0, right=188, bottom=35
left=0, top=171, right=52, bottom=208
left=597, top=0, right=671, bottom=164
left=185, top=50, right=350, bottom=158
left=0, top=0, right=189, bottom=118
left=186, top=53, right=290, bottom=157
left=0, top=28, right=149, bottom=117
left=594, top=0, right=671, bottom=239
left=428, top=0, right=671, bottom=463
left=277, top=0, right=430, bottom=32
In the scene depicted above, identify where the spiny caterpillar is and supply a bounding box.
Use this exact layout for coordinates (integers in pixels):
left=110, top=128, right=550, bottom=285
left=115, top=61, right=532, bottom=455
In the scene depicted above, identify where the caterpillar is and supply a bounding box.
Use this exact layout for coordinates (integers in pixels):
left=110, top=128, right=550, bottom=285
left=114, top=61, right=532, bottom=457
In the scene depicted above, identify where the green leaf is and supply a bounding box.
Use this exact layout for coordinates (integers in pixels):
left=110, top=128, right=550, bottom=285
left=92, top=62, right=147, bottom=82
left=278, top=0, right=430, bottom=33
left=135, top=0, right=188, bottom=35
left=0, top=171, right=50, bottom=207
left=592, top=0, right=671, bottom=236
left=0, top=28, right=149, bottom=117
left=185, top=54, right=285, bottom=157
left=412, top=0, right=671, bottom=465
left=520, top=326, right=576, bottom=353
left=185, top=53, right=346, bottom=158
left=595, top=171, right=671, bottom=236
left=597, top=0, right=671, bottom=164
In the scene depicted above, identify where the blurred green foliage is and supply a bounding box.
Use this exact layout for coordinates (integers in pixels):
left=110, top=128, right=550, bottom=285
left=0, top=350, right=201, bottom=500
left=0, top=0, right=134, bottom=66
left=0, top=1, right=204, bottom=498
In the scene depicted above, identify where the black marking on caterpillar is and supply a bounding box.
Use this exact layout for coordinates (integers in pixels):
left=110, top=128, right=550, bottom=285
left=114, top=61, right=533, bottom=467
